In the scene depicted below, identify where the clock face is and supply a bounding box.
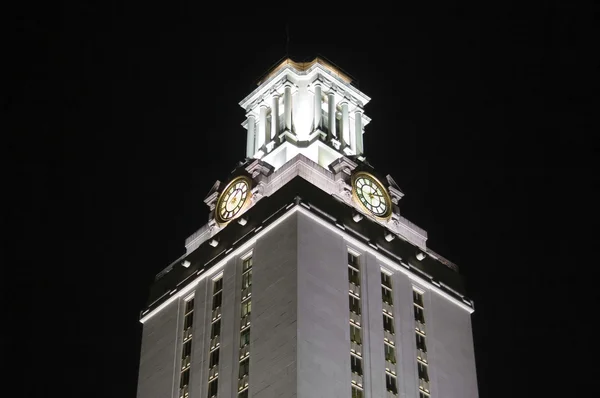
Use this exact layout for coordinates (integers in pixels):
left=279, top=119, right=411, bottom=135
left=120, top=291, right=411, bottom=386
left=215, top=176, right=252, bottom=224
left=352, top=172, right=392, bottom=219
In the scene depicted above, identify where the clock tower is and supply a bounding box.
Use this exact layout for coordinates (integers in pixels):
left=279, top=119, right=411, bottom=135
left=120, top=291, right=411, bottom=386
left=136, top=57, right=479, bottom=398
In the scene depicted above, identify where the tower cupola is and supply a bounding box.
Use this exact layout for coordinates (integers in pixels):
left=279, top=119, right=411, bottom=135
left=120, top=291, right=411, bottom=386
left=239, top=57, right=371, bottom=170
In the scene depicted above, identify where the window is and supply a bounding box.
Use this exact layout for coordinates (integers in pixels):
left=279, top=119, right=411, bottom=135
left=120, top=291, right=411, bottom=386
left=351, top=386, right=363, bottom=398
left=242, top=269, right=252, bottom=289
left=238, top=256, right=253, bottom=389
left=240, top=328, right=250, bottom=347
left=383, top=314, right=394, bottom=334
left=416, top=333, right=427, bottom=352
left=413, top=290, right=424, bottom=307
left=214, top=278, right=223, bottom=293
left=183, top=311, right=194, bottom=330
left=350, top=324, right=362, bottom=345
left=382, top=286, right=393, bottom=305
left=386, top=373, right=398, bottom=394
left=350, top=354, right=363, bottom=375
left=180, top=368, right=190, bottom=388
left=210, top=319, right=221, bottom=338
left=349, top=296, right=361, bottom=314
left=212, top=291, right=222, bottom=310
left=241, top=299, right=251, bottom=317
left=182, top=340, right=192, bottom=358
left=384, top=343, right=396, bottom=363
left=418, top=362, right=429, bottom=381
left=239, top=358, right=250, bottom=378
left=212, top=278, right=223, bottom=310
left=242, top=257, right=253, bottom=272
left=348, top=250, right=364, bottom=393
left=207, top=379, right=218, bottom=398
left=185, top=298, right=195, bottom=314
left=414, top=306, right=425, bottom=323
left=413, top=288, right=430, bottom=393
left=180, top=297, right=194, bottom=398
left=381, top=270, right=398, bottom=394
left=381, top=272, right=392, bottom=288
left=183, top=298, right=195, bottom=331
left=209, top=349, right=220, bottom=368
left=348, top=267, right=360, bottom=286
left=348, top=252, right=360, bottom=267
left=207, top=280, right=223, bottom=398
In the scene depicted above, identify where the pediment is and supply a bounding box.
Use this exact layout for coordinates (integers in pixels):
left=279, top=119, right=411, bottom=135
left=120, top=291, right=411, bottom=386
left=204, top=180, right=221, bottom=210
left=386, top=174, right=404, bottom=204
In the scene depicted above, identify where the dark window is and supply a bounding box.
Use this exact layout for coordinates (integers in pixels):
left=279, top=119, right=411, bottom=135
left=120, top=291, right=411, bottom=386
left=243, top=257, right=253, bottom=272
left=239, top=389, right=249, bottom=398
left=350, top=354, right=363, bottom=375
left=381, top=272, right=392, bottom=288
left=241, top=299, right=252, bottom=317
left=348, top=267, right=361, bottom=286
left=384, top=343, right=396, bottom=363
left=183, top=312, right=194, bottom=330
left=386, top=373, right=398, bottom=394
left=182, top=340, right=192, bottom=358
left=383, top=314, right=394, bottom=334
left=212, top=292, right=222, bottom=310
left=239, top=358, right=250, bottom=378
left=207, top=379, right=218, bottom=398
left=351, top=386, right=363, bottom=398
left=420, top=392, right=430, bottom=398
left=185, top=298, right=195, bottom=314
left=382, top=286, right=393, bottom=305
left=210, top=319, right=221, bottom=338
left=348, top=252, right=360, bottom=268
left=414, top=306, right=425, bottom=323
left=242, top=269, right=252, bottom=289
left=418, top=362, right=429, bottom=381
left=180, top=368, right=190, bottom=388
left=214, top=278, right=223, bottom=293
left=416, top=333, right=427, bottom=352
left=350, top=324, right=362, bottom=345
left=349, top=296, right=361, bottom=315
left=413, top=290, right=424, bottom=307
left=209, top=349, right=220, bottom=368
left=240, top=328, right=250, bottom=347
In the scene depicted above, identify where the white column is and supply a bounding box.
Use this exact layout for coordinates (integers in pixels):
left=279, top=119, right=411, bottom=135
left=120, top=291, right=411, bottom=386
left=246, top=114, right=255, bottom=157
left=327, top=91, right=336, bottom=139
left=271, top=94, right=280, bottom=142
left=313, top=83, right=322, bottom=131
left=354, top=110, right=363, bottom=155
left=284, top=83, right=292, bottom=132
left=258, top=104, right=268, bottom=149
left=341, top=101, right=350, bottom=147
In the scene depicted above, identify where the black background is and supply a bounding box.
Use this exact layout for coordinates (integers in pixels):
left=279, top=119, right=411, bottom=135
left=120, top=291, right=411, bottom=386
left=5, top=3, right=599, bottom=398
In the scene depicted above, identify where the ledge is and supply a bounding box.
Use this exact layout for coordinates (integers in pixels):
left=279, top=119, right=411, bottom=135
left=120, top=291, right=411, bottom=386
left=141, top=177, right=470, bottom=321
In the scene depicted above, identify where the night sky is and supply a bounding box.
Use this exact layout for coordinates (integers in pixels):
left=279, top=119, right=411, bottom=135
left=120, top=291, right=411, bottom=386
left=6, top=4, right=598, bottom=398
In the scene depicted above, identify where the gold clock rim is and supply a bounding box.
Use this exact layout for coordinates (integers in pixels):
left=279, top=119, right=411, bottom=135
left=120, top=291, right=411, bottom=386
left=215, top=175, right=253, bottom=225
left=351, top=171, right=393, bottom=220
